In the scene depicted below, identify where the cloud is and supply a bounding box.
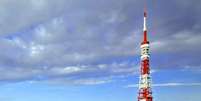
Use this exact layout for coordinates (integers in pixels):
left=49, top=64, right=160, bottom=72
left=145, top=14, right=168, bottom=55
left=0, top=61, right=137, bottom=84
left=0, top=0, right=200, bottom=84
left=0, top=0, right=141, bottom=84
left=44, top=77, right=113, bottom=85
left=125, top=83, right=201, bottom=88
left=0, top=0, right=69, bottom=36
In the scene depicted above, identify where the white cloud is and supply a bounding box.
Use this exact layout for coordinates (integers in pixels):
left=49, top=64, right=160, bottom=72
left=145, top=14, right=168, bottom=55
left=73, top=79, right=112, bottom=85
left=50, top=66, right=84, bottom=75
left=125, top=83, right=201, bottom=88
left=44, top=77, right=113, bottom=85
left=29, top=43, right=45, bottom=57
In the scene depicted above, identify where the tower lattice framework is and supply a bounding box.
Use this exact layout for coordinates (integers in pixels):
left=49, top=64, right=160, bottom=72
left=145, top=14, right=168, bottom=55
left=137, top=9, right=153, bottom=101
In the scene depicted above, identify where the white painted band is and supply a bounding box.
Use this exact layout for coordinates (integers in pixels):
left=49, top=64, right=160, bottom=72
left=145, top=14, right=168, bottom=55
left=143, top=17, right=147, bottom=31
left=140, top=44, right=149, bottom=48
left=141, top=55, right=149, bottom=60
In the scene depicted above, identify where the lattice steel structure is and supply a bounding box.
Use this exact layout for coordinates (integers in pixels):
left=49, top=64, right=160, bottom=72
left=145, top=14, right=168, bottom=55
left=137, top=10, right=153, bottom=101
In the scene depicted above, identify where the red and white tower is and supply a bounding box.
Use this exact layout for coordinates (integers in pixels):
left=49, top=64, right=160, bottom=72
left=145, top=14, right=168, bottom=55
left=137, top=9, right=153, bottom=101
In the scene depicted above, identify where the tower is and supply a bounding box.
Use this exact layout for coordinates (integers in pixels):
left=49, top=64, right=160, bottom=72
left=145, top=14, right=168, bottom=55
left=137, top=9, right=153, bottom=101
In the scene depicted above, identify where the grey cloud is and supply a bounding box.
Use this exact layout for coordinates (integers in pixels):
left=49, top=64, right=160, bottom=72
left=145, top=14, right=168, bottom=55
left=0, top=0, right=73, bottom=36
left=0, top=0, right=200, bottom=84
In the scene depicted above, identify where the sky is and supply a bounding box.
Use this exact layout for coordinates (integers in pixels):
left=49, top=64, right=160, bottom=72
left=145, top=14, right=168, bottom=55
left=0, top=0, right=201, bottom=101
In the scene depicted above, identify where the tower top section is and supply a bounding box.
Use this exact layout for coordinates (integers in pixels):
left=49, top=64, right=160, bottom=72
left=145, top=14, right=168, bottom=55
left=142, top=9, right=149, bottom=45
left=144, top=11, right=147, bottom=17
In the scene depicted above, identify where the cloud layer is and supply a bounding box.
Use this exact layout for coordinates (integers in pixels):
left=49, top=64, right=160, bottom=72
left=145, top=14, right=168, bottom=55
left=0, top=0, right=200, bottom=84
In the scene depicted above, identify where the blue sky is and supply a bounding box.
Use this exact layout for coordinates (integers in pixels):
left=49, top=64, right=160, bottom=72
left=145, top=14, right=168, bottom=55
left=0, top=0, right=201, bottom=101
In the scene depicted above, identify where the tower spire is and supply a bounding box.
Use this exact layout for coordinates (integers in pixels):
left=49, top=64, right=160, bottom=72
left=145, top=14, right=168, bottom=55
left=143, top=8, right=148, bottom=44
